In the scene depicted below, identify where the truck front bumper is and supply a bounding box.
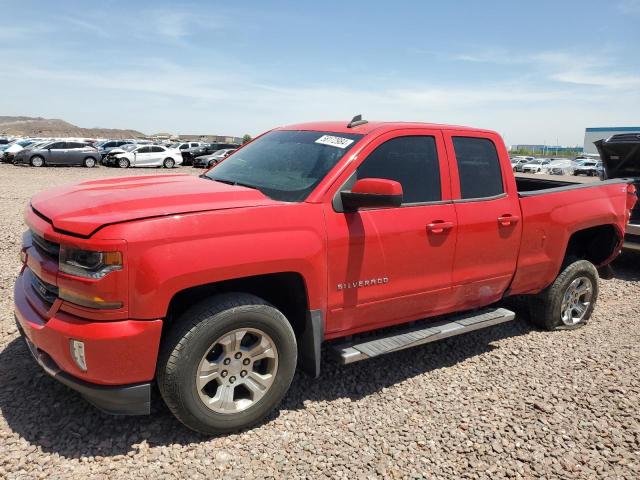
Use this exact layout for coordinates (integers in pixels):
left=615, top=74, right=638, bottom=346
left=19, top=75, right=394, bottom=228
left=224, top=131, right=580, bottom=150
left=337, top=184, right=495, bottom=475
left=14, top=269, right=162, bottom=415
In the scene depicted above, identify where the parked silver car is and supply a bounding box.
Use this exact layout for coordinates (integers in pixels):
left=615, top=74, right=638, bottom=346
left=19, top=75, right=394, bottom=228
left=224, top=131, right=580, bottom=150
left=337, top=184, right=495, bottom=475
left=192, top=148, right=237, bottom=168
left=13, top=141, right=100, bottom=167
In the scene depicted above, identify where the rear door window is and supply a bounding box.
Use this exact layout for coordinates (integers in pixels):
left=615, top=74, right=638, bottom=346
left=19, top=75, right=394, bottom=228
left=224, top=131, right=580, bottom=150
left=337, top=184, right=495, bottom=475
left=452, top=137, right=504, bottom=199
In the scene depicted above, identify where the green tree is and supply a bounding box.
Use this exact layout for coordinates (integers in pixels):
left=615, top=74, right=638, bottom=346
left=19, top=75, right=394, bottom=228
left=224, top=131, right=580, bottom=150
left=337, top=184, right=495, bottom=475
left=242, top=134, right=252, bottom=144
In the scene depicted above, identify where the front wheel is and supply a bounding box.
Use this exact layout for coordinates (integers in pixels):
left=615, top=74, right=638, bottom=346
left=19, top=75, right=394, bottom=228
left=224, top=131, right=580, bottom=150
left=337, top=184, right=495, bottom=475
left=157, top=293, right=297, bottom=435
left=117, top=158, right=130, bottom=168
left=83, top=157, right=97, bottom=168
left=528, top=260, right=599, bottom=331
left=163, top=157, right=175, bottom=168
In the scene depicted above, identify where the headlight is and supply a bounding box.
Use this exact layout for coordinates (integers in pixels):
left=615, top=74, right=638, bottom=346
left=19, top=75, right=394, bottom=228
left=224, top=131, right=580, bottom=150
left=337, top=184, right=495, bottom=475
left=59, top=246, right=122, bottom=279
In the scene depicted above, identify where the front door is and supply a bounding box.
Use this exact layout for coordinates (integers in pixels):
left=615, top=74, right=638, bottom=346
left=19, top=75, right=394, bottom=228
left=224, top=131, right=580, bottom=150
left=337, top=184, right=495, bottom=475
left=46, top=142, right=67, bottom=164
left=325, top=130, right=457, bottom=335
left=444, top=131, right=522, bottom=309
left=133, top=146, right=153, bottom=166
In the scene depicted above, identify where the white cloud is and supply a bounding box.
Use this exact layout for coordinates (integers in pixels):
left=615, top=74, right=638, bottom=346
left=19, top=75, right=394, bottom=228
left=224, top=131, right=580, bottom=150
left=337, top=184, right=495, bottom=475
left=454, top=48, right=640, bottom=90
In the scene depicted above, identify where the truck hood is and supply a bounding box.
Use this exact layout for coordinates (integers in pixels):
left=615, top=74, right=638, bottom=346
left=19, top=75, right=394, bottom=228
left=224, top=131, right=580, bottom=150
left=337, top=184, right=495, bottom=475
left=595, top=135, right=640, bottom=178
left=30, top=174, right=277, bottom=237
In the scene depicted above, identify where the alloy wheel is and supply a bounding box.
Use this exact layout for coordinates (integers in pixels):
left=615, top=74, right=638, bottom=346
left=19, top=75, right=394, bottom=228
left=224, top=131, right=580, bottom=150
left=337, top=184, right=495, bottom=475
left=560, top=276, right=593, bottom=326
left=196, top=328, right=278, bottom=414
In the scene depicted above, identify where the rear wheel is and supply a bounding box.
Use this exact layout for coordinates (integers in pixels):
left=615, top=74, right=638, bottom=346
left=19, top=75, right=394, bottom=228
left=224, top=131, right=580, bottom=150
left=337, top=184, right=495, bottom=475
left=528, top=260, right=598, bottom=331
left=30, top=156, right=44, bottom=167
left=157, top=293, right=297, bottom=435
left=118, top=158, right=130, bottom=168
left=83, top=157, right=97, bottom=168
left=163, top=157, right=175, bottom=168
left=208, top=160, right=218, bottom=168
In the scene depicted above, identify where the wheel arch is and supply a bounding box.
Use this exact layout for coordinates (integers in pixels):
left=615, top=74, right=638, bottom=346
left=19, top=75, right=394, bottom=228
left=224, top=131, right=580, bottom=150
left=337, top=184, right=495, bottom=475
left=164, top=271, right=323, bottom=377
left=562, top=223, right=622, bottom=268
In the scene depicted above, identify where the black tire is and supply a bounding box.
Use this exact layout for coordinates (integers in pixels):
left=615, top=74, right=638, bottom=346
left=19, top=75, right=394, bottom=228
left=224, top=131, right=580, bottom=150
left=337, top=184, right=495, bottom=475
left=208, top=160, right=217, bottom=168
left=163, top=157, right=175, bottom=168
left=528, top=260, right=599, bottom=331
left=117, top=158, right=130, bottom=169
left=83, top=157, right=97, bottom=168
left=30, top=155, right=45, bottom=167
left=157, top=293, right=297, bottom=435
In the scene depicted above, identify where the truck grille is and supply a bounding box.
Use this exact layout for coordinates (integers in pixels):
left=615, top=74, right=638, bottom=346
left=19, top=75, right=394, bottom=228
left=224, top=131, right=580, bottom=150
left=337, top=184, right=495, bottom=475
left=30, top=272, right=59, bottom=305
left=31, top=231, right=60, bottom=259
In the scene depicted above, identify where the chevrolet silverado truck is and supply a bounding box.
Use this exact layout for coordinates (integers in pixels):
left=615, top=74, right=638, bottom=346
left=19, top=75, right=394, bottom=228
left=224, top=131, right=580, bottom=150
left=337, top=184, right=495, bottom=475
left=14, top=118, right=637, bottom=434
left=595, top=133, right=640, bottom=252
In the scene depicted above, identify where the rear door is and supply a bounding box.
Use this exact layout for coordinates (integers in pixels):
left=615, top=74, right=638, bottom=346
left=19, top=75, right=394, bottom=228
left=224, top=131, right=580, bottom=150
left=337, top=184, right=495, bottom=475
left=150, top=146, right=165, bottom=165
left=66, top=142, right=87, bottom=165
left=444, top=131, right=522, bottom=309
left=325, top=129, right=458, bottom=335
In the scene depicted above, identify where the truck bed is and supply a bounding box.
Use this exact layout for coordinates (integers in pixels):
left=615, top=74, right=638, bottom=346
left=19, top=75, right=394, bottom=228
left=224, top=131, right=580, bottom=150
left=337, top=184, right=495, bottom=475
left=515, top=173, right=590, bottom=193
left=509, top=175, right=630, bottom=295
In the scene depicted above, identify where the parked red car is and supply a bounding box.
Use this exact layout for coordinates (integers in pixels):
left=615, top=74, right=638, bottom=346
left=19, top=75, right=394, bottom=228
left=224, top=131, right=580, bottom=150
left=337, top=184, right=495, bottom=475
left=15, top=118, right=636, bottom=434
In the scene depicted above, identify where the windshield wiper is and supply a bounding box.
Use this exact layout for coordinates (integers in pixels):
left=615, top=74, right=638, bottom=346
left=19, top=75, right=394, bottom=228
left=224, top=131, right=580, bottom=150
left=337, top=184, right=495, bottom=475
left=210, top=177, right=260, bottom=191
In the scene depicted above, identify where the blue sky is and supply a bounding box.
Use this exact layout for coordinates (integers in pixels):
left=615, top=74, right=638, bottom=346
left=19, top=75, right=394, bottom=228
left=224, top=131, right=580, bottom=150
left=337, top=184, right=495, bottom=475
left=2, top=0, right=639, bottom=145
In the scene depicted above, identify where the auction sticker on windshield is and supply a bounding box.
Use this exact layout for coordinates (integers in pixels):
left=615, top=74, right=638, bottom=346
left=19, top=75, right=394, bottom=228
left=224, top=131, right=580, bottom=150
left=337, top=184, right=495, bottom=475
left=315, top=135, right=355, bottom=149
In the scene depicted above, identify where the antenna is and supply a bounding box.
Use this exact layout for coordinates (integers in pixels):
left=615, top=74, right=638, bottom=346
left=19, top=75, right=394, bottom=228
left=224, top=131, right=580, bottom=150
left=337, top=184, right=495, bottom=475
left=347, top=114, right=368, bottom=128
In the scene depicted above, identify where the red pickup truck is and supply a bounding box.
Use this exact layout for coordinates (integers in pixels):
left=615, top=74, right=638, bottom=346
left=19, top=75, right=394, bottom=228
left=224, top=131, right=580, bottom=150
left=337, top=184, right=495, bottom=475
left=14, top=118, right=636, bottom=434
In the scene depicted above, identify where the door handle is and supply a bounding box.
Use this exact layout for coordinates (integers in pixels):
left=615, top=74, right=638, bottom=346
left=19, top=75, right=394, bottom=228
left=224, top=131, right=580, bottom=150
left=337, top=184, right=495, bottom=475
left=427, top=221, right=454, bottom=234
left=497, top=215, right=520, bottom=227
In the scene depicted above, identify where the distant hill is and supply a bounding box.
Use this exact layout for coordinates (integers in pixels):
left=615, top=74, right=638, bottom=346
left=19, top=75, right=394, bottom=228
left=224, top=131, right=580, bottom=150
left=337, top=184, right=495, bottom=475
left=0, top=116, right=145, bottom=139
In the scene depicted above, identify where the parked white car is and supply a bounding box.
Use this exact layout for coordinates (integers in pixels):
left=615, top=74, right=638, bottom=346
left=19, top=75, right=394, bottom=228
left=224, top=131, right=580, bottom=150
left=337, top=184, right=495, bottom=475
left=105, top=144, right=182, bottom=168
left=521, top=158, right=551, bottom=174
left=541, top=159, right=575, bottom=176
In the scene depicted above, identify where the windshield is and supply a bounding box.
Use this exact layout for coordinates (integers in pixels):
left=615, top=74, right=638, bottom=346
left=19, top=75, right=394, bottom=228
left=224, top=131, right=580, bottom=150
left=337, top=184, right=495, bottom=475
left=205, top=130, right=363, bottom=202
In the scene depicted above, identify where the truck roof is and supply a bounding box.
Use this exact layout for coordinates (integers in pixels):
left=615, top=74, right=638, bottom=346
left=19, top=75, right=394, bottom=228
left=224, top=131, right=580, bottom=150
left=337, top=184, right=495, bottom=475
left=277, top=121, right=497, bottom=136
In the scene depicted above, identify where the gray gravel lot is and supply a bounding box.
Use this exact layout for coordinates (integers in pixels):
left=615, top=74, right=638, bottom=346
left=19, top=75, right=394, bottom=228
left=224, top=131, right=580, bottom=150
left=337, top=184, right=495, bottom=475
left=0, top=164, right=638, bottom=479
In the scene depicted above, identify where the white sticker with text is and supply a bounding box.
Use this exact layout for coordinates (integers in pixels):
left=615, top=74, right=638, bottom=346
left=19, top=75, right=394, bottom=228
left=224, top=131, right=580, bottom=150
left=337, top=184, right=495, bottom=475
left=315, top=135, right=354, bottom=149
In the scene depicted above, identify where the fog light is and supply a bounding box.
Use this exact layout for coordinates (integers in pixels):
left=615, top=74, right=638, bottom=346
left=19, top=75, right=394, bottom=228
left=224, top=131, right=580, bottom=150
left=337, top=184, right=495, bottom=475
left=69, top=339, right=87, bottom=371
left=19, top=249, right=27, bottom=265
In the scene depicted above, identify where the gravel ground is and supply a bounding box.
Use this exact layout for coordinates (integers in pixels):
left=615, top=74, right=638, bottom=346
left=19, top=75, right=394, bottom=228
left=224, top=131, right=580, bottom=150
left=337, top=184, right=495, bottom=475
left=0, top=164, right=639, bottom=479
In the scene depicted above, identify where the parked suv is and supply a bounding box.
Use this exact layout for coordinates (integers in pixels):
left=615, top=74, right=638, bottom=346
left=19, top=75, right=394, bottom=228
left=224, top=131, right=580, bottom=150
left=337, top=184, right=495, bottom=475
left=13, top=141, right=100, bottom=167
left=96, top=140, right=136, bottom=159
left=170, top=142, right=208, bottom=165
left=574, top=160, right=603, bottom=177
left=199, top=142, right=241, bottom=157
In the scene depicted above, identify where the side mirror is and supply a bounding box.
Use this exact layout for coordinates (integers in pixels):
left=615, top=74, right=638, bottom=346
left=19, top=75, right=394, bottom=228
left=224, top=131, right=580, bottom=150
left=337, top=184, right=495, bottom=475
left=341, top=178, right=403, bottom=212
